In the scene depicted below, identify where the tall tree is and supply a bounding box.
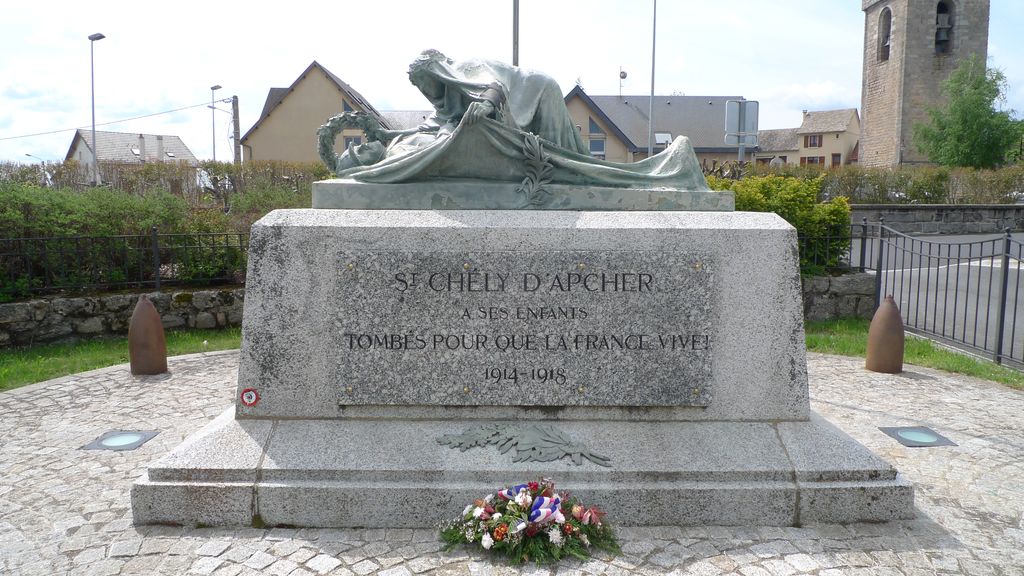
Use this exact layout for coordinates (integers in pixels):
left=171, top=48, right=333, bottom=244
left=914, top=55, right=1021, bottom=169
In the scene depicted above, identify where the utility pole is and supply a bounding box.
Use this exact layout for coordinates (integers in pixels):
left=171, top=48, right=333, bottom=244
left=512, top=0, right=519, bottom=66
left=210, top=85, right=222, bottom=161
left=648, top=0, right=657, bottom=157
left=88, top=32, right=105, bottom=186
left=232, top=95, right=241, bottom=166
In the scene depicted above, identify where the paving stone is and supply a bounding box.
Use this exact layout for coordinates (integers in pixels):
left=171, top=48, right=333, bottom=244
left=2, top=352, right=1024, bottom=575
left=73, top=546, right=107, bottom=564
left=197, top=540, right=232, bottom=557
left=109, top=538, right=143, bottom=557
left=243, top=550, right=277, bottom=570
left=289, top=548, right=320, bottom=564
left=210, top=565, right=245, bottom=576
left=190, top=556, right=225, bottom=575
left=782, top=553, right=819, bottom=571
left=351, top=559, right=380, bottom=575
left=85, top=558, right=125, bottom=576
left=263, top=558, right=299, bottom=575
left=307, top=553, right=343, bottom=574
left=379, top=566, right=413, bottom=576
left=140, top=539, right=174, bottom=555
left=408, top=557, right=445, bottom=573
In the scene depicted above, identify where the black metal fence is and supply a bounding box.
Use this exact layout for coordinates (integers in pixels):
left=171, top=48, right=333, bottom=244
left=797, top=220, right=873, bottom=273
left=0, top=228, right=247, bottom=301
left=873, top=224, right=1023, bottom=368
left=799, top=219, right=1024, bottom=367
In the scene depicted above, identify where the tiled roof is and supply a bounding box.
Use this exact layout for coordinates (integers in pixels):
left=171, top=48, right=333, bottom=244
left=580, top=92, right=745, bottom=151
left=757, top=128, right=801, bottom=152
left=318, top=65, right=391, bottom=129
left=381, top=110, right=433, bottom=130
left=797, top=109, right=858, bottom=134
left=241, top=61, right=392, bottom=143
left=259, top=88, right=289, bottom=119
left=66, top=130, right=198, bottom=163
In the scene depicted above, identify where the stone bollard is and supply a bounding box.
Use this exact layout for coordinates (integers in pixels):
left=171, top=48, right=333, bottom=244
left=128, top=295, right=167, bottom=375
left=866, top=295, right=904, bottom=374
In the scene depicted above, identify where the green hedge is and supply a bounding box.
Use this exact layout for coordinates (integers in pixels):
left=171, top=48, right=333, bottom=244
left=708, top=174, right=851, bottom=273
left=741, top=163, right=1024, bottom=204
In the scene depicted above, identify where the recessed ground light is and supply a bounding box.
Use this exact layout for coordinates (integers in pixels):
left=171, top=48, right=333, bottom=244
left=82, top=430, right=158, bottom=451
left=879, top=426, right=956, bottom=447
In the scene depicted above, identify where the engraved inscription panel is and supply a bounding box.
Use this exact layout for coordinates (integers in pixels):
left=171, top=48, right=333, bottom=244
left=332, top=251, right=714, bottom=407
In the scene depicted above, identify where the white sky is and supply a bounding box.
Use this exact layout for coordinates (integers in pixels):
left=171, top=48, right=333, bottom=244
left=1, top=0, right=1022, bottom=164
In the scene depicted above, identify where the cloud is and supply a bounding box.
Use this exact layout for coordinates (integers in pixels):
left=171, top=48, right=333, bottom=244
left=4, top=86, right=47, bottom=100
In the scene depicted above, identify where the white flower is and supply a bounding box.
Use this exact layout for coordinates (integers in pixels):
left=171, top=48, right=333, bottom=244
left=462, top=504, right=473, bottom=516
left=547, top=527, right=563, bottom=546
left=472, top=507, right=484, bottom=519
left=484, top=494, right=494, bottom=504
left=481, top=532, right=494, bottom=550
left=464, top=528, right=474, bottom=541
left=514, top=489, right=532, bottom=508
left=579, top=533, right=590, bottom=547
left=491, top=513, right=502, bottom=521
left=554, top=511, right=565, bottom=524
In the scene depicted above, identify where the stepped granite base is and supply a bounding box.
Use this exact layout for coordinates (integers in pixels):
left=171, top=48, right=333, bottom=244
left=132, top=209, right=913, bottom=527
left=132, top=409, right=912, bottom=527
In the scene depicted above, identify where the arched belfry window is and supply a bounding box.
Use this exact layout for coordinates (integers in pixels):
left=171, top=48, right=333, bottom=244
left=935, top=1, right=953, bottom=54
left=878, top=8, right=892, bottom=61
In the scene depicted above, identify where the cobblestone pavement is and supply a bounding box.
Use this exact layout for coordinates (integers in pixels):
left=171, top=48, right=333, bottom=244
left=2, top=351, right=1023, bottom=575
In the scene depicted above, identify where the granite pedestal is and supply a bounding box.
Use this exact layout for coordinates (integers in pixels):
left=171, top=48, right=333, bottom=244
left=132, top=208, right=913, bottom=527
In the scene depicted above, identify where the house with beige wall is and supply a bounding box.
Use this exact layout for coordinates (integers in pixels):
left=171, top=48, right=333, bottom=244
left=564, top=86, right=750, bottom=166
left=240, top=61, right=390, bottom=163
left=754, top=109, right=861, bottom=167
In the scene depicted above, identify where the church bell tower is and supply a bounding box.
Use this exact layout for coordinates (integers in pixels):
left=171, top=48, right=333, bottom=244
left=860, top=0, right=990, bottom=167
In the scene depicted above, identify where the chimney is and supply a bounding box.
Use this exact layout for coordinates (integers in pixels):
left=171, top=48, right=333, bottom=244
left=137, top=134, right=146, bottom=163
left=156, top=135, right=164, bottom=162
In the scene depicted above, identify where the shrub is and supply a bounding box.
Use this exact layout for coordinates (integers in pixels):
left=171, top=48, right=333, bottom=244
left=708, top=175, right=851, bottom=272
left=740, top=163, right=1024, bottom=204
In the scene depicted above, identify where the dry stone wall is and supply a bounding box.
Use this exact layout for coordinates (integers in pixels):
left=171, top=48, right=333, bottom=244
left=802, top=272, right=877, bottom=323
left=0, top=288, right=244, bottom=348
left=851, top=204, right=1024, bottom=234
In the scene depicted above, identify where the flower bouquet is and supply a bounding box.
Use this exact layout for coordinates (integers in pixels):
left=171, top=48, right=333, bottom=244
left=440, top=478, right=619, bottom=564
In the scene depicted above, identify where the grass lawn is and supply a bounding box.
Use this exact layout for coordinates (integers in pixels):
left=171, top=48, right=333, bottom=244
left=806, top=318, right=1024, bottom=389
left=1, top=320, right=1021, bottom=392
left=0, top=327, right=241, bottom=392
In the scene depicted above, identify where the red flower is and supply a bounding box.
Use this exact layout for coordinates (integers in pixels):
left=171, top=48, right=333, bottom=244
left=563, top=523, right=574, bottom=535
left=493, top=524, right=508, bottom=541
left=528, top=481, right=540, bottom=492
left=525, top=524, right=539, bottom=537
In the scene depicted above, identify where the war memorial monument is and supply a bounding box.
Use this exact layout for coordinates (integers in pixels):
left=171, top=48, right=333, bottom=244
left=132, top=50, right=913, bottom=527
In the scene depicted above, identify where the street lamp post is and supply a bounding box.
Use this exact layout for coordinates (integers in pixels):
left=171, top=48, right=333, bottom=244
left=210, top=84, right=222, bottom=162
left=25, top=153, right=44, bottom=164
left=88, top=32, right=105, bottom=186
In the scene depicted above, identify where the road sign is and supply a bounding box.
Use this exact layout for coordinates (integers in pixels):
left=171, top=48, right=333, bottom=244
left=724, top=100, right=759, bottom=161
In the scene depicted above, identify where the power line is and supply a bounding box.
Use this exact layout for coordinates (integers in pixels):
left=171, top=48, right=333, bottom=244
left=0, top=99, right=232, bottom=142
